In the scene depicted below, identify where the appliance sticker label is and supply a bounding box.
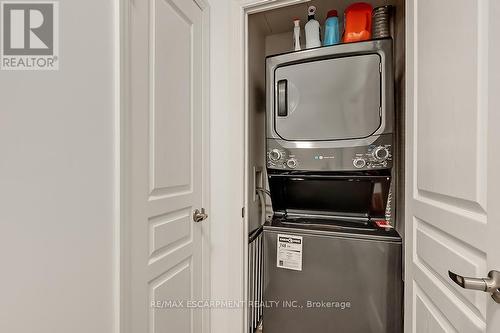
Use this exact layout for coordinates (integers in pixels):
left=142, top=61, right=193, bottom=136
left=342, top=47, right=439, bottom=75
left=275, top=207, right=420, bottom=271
left=277, top=234, right=303, bottom=271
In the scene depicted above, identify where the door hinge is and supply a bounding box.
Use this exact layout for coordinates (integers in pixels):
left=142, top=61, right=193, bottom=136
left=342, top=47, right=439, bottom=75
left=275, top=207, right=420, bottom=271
left=241, top=207, right=245, bottom=218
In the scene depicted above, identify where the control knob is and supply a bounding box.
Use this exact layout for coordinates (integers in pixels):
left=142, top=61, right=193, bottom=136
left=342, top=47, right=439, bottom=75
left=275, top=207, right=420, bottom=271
left=269, top=149, right=282, bottom=162
left=286, top=158, right=298, bottom=169
left=353, top=158, right=366, bottom=169
left=372, top=146, right=390, bottom=162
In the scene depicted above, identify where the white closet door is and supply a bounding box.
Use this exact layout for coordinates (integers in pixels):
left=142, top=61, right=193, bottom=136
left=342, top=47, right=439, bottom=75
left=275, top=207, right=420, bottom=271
left=125, top=0, right=210, bottom=332
left=406, top=0, right=500, bottom=332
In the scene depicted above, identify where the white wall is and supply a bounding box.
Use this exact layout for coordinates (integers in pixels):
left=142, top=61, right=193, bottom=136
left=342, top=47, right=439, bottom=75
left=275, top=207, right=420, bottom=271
left=265, top=31, right=299, bottom=56
left=208, top=0, right=246, bottom=332
left=0, top=1, right=117, bottom=333
left=247, top=14, right=267, bottom=234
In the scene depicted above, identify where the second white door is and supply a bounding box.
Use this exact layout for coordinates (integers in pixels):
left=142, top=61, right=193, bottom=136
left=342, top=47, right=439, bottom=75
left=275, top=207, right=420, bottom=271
left=405, top=0, right=500, bottom=332
left=125, top=0, right=210, bottom=332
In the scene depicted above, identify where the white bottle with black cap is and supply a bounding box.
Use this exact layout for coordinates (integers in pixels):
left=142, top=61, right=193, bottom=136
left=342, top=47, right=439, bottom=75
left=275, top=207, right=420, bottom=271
left=305, top=6, right=321, bottom=49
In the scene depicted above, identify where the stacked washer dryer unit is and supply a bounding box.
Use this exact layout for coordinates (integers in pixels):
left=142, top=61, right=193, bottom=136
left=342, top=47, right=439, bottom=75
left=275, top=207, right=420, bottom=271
left=263, top=39, right=403, bottom=333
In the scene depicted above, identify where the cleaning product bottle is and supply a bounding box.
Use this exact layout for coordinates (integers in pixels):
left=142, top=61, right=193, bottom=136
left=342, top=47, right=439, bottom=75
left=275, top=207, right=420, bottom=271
left=292, top=18, right=301, bottom=51
left=323, top=10, right=340, bottom=46
left=343, top=2, right=372, bottom=43
left=305, top=6, right=321, bottom=49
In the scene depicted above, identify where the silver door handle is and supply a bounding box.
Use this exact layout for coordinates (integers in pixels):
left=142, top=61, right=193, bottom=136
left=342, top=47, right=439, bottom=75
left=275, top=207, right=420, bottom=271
left=193, top=208, right=208, bottom=223
left=277, top=79, right=288, bottom=117
left=448, top=270, right=500, bottom=303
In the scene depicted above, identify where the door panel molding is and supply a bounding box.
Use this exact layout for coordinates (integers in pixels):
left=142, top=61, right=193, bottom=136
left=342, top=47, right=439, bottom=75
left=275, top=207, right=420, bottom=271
left=148, top=207, right=193, bottom=262
left=413, top=200, right=487, bottom=251
left=120, top=0, right=211, bottom=332
left=416, top=189, right=487, bottom=216
left=415, top=282, right=458, bottom=333
left=149, top=258, right=193, bottom=332
left=414, top=264, right=485, bottom=332
left=414, top=0, right=486, bottom=208
left=415, top=217, right=487, bottom=317
left=406, top=0, right=496, bottom=332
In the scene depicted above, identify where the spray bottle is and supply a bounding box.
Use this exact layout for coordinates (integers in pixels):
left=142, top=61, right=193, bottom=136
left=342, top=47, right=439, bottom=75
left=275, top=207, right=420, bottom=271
left=293, top=18, right=301, bottom=51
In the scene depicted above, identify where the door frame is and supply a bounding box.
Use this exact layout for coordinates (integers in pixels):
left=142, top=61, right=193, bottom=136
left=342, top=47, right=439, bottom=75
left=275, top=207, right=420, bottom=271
left=232, top=0, right=407, bottom=332
left=118, top=0, right=212, bottom=332
left=229, top=0, right=311, bottom=331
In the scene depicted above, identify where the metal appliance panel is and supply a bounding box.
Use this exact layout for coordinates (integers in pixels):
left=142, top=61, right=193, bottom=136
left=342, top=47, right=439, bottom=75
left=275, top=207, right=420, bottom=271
left=266, top=39, right=394, bottom=145
left=274, top=54, right=381, bottom=141
left=267, top=171, right=391, bottom=218
left=263, top=223, right=402, bottom=333
left=265, top=39, right=394, bottom=173
left=267, top=133, right=393, bottom=171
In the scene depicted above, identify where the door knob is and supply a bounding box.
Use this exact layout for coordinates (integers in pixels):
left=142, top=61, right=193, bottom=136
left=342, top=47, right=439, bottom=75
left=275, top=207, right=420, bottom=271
left=448, top=270, right=500, bottom=303
left=193, top=208, right=208, bottom=223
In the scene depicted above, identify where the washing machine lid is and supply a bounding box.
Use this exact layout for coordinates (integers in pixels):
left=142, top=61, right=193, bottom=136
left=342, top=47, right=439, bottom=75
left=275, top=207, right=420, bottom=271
left=274, top=53, right=381, bottom=141
left=268, top=171, right=391, bottom=218
left=264, top=215, right=401, bottom=242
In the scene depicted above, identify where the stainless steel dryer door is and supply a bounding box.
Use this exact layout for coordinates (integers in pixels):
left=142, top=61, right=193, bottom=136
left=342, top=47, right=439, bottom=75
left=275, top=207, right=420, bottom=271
left=274, top=54, right=382, bottom=141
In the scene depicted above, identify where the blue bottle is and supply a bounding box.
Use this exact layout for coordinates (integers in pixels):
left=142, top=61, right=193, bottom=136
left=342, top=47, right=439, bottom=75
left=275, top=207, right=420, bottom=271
left=323, top=10, right=340, bottom=46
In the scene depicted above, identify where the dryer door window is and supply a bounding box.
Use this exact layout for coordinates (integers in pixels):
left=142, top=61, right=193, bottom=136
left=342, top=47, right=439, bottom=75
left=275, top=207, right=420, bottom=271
left=274, top=54, right=381, bottom=141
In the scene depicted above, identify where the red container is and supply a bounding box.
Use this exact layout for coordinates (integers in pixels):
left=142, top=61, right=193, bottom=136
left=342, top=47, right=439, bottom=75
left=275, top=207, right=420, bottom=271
left=342, top=2, right=373, bottom=43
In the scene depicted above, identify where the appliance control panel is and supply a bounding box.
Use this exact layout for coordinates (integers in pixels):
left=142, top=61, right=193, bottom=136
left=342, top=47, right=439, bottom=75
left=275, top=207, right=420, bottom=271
left=267, top=148, right=299, bottom=170
left=352, top=145, right=392, bottom=169
left=266, top=135, right=393, bottom=171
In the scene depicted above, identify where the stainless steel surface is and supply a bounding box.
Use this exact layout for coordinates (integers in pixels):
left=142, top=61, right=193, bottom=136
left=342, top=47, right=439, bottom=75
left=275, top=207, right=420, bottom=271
left=266, top=216, right=399, bottom=240
left=267, top=133, right=392, bottom=171
left=266, top=39, right=394, bottom=172
left=263, top=38, right=401, bottom=333
left=449, top=270, right=500, bottom=303
left=266, top=39, right=394, bottom=141
left=274, top=54, right=381, bottom=141
left=268, top=132, right=384, bottom=149
left=192, top=208, right=208, bottom=222
left=263, top=222, right=403, bottom=333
